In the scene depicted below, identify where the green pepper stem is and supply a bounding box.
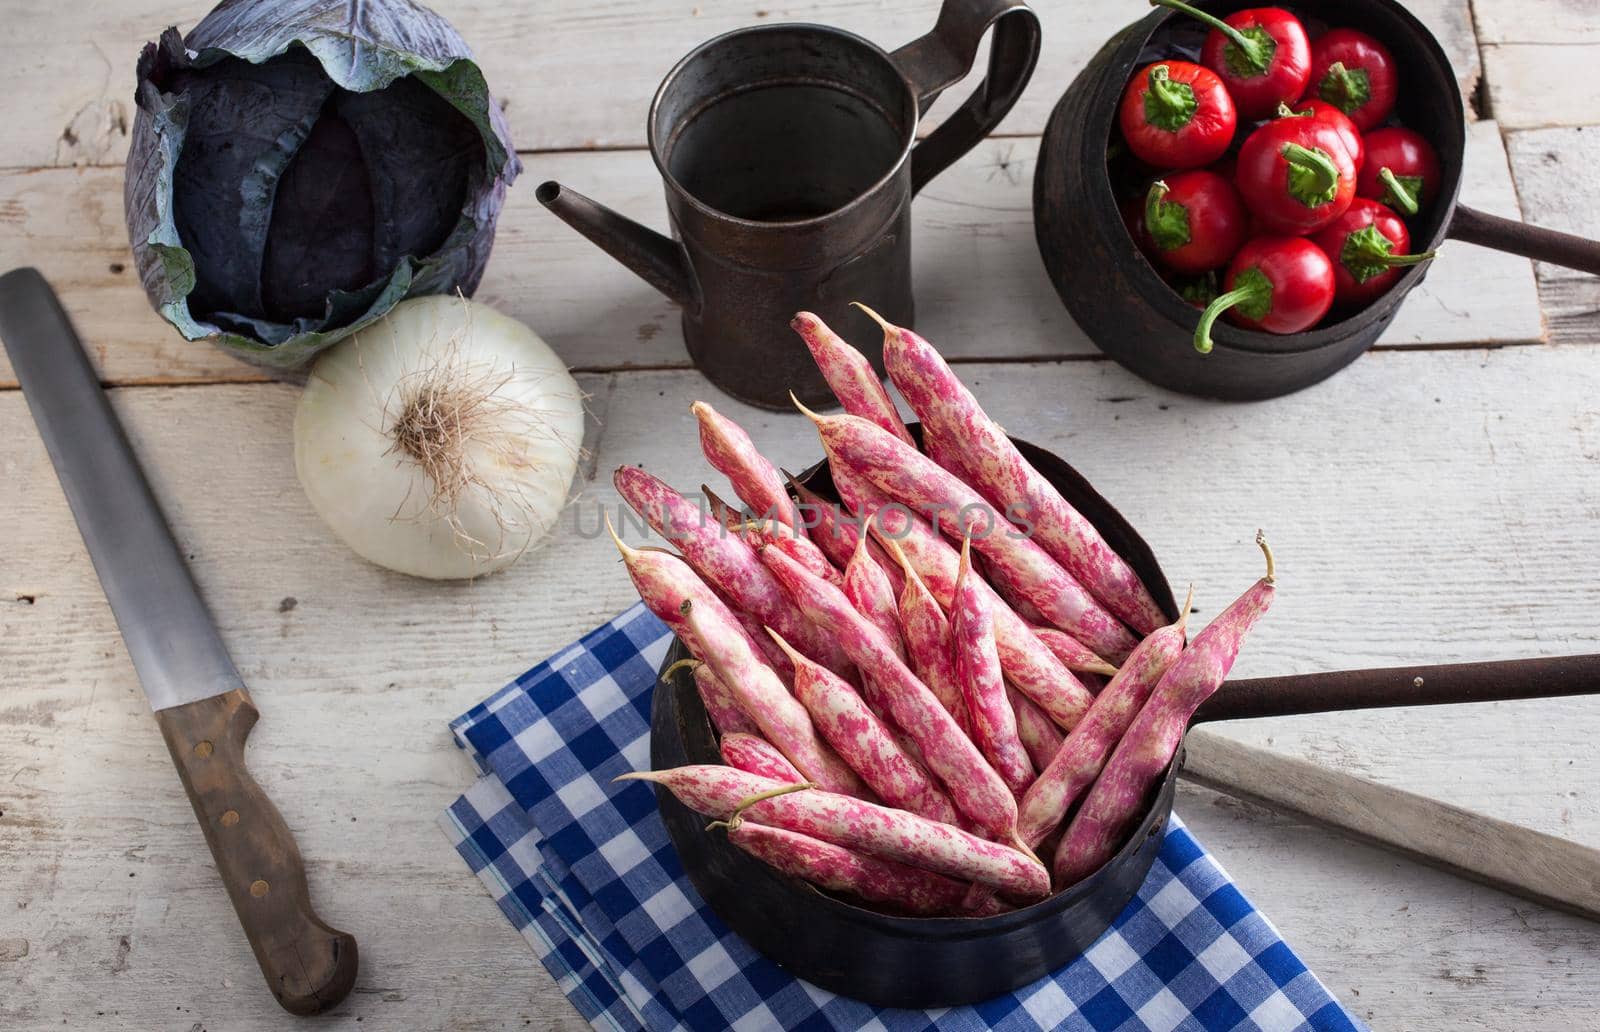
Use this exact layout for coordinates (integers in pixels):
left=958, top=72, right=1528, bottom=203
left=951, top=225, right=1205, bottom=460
left=1379, top=167, right=1420, bottom=216
left=1144, top=65, right=1199, bottom=131
left=1194, top=279, right=1267, bottom=354
left=1384, top=249, right=1437, bottom=268
left=1149, top=0, right=1268, bottom=71
left=1281, top=142, right=1340, bottom=206
left=1277, top=102, right=1311, bottom=119
left=1144, top=179, right=1192, bottom=252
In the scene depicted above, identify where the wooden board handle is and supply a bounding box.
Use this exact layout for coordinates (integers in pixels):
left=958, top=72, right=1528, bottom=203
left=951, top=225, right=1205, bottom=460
left=155, top=690, right=358, bottom=1015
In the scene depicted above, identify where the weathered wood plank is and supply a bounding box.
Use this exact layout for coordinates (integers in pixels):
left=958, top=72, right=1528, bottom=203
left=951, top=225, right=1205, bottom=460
left=0, top=0, right=1484, bottom=168
left=0, top=122, right=1542, bottom=389
left=4, top=344, right=1600, bottom=1028
left=1504, top=126, right=1600, bottom=346
left=1185, top=732, right=1600, bottom=921
left=1481, top=44, right=1600, bottom=129
left=1477, top=0, right=1600, bottom=128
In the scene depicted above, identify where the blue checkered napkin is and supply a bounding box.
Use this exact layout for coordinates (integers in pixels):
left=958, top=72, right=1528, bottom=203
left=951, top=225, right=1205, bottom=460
left=440, top=603, right=1363, bottom=1032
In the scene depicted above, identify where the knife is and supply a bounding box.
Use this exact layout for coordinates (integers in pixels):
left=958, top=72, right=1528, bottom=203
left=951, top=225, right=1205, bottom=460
left=0, top=268, right=358, bottom=1015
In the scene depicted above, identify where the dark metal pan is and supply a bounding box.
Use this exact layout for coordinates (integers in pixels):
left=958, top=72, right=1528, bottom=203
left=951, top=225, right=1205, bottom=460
left=1033, top=0, right=1600, bottom=402
left=649, top=430, right=1599, bottom=1007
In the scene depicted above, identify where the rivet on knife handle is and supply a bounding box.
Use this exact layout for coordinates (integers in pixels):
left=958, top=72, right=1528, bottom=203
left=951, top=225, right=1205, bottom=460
left=156, top=690, right=359, bottom=1015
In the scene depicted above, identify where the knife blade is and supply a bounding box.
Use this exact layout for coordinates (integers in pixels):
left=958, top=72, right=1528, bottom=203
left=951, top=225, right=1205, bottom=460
left=0, top=267, right=358, bottom=1015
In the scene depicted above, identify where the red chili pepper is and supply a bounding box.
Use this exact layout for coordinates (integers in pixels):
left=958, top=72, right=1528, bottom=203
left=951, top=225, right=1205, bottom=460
left=1285, top=99, right=1364, bottom=173
left=1141, top=171, right=1249, bottom=274
left=1308, top=28, right=1398, bottom=132
left=1310, top=198, right=1436, bottom=308
left=1118, top=61, right=1238, bottom=169
left=1194, top=236, right=1335, bottom=352
left=1357, top=127, right=1442, bottom=217
left=1235, top=114, right=1358, bottom=234
left=1150, top=1, right=1312, bottom=121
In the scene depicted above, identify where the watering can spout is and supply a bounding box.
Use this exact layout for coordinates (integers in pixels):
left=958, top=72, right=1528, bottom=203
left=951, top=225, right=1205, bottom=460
left=536, top=181, right=697, bottom=308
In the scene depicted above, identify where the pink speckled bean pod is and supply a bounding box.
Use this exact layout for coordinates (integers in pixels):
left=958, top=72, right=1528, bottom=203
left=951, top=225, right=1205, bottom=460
left=1033, top=626, right=1120, bottom=677
left=1055, top=538, right=1276, bottom=887
left=731, top=516, right=841, bottom=588
left=618, top=766, right=1048, bottom=897
left=791, top=310, right=915, bottom=447
left=760, top=545, right=1020, bottom=840
left=861, top=307, right=1167, bottom=635
left=882, top=537, right=970, bottom=734
left=768, top=631, right=958, bottom=825
left=719, top=732, right=804, bottom=784
left=610, top=524, right=778, bottom=684
left=1017, top=593, right=1191, bottom=850
left=854, top=479, right=1098, bottom=730
left=790, top=475, right=905, bottom=596
left=724, top=820, right=976, bottom=916
left=844, top=536, right=904, bottom=660
left=688, top=662, right=762, bottom=736
left=614, top=466, right=847, bottom=672
left=1009, top=685, right=1063, bottom=774
left=951, top=539, right=1035, bottom=797
left=680, top=599, right=867, bottom=798
left=692, top=400, right=806, bottom=537
left=803, top=406, right=1138, bottom=663
left=969, top=547, right=1049, bottom=627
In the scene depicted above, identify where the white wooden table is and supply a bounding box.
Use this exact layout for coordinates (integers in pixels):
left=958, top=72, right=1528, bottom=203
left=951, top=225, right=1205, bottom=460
left=3, top=1, right=1599, bottom=1029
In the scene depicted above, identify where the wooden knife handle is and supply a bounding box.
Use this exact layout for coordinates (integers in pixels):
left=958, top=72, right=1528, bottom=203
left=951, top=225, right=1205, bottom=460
left=155, top=689, right=359, bottom=1015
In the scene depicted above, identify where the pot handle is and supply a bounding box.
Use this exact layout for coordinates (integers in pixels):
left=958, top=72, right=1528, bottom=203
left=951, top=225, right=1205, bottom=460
left=1193, top=653, right=1600, bottom=724
left=1448, top=204, right=1600, bottom=276
left=890, top=0, right=1042, bottom=195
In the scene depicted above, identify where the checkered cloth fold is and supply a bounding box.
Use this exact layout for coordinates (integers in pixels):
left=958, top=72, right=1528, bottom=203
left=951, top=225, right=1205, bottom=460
left=440, top=603, right=1362, bottom=1032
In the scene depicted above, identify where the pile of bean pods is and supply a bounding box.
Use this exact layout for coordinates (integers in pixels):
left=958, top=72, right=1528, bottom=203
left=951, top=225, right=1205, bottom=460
left=1115, top=1, right=1443, bottom=352
left=611, top=308, right=1276, bottom=915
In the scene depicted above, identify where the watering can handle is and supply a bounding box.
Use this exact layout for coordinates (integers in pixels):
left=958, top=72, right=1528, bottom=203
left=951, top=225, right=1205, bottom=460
left=1449, top=204, right=1600, bottom=276
left=1194, top=653, right=1600, bottom=723
left=890, top=0, right=1042, bottom=195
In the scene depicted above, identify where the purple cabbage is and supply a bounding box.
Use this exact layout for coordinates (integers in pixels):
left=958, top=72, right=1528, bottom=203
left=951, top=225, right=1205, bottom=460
left=124, top=0, right=521, bottom=368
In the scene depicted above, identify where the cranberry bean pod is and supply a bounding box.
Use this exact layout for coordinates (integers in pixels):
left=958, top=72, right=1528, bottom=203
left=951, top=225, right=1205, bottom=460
left=855, top=480, right=1098, bottom=728
left=769, top=631, right=959, bottom=824
left=760, top=544, right=1021, bottom=840
left=1009, top=686, right=1063, bottom=774
left=614, top=466, right=848, bottom=671
left=862, top=308, right=1167, bottom=635
left=1018, top=594, right=1191, bottom=850
left=1055, top=538, right=1276, bottom=886
left=742, top=517, right=844, bottom=589
left=883, top=538, right=970, bottom=733
left=682, top=600, right=867, bottom=798
left=788, top=475, right=904, bottom=596
left=724, top=821, right=977, bottom=916
left=692, top=400, right=806, bottom=536
left=719, top=732, right=805, bottom=784
left=689, top=662, right=762, bottom=736
left=609, top=522, right=777, bottom=682
left=951, top=539, right=1036, bottom=797
left=618, top=766, right=1049, bottom=897
left=1033, top=626, right=1120, bottom=677
left=844, top=536, right=905, bottom=659
left=805, top=405, right=1138, bottom=662
left=791, top=311, right=914, bottom=447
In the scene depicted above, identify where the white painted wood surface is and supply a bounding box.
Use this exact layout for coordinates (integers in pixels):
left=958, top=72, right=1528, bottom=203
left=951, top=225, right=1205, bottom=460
left=0, top=119, right=1543, bottom=389
left=0, top=0, right=1483, bottom=168
left=4, top=0, right=1600, bottom=1029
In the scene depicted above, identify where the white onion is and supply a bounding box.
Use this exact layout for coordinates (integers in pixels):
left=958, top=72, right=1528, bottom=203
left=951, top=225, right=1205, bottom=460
left=294, top=296, right=585, bottom=579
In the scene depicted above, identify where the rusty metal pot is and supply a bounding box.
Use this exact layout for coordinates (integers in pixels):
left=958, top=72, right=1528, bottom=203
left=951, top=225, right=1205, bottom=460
left=1034, top=0, right=1600, bottom=401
